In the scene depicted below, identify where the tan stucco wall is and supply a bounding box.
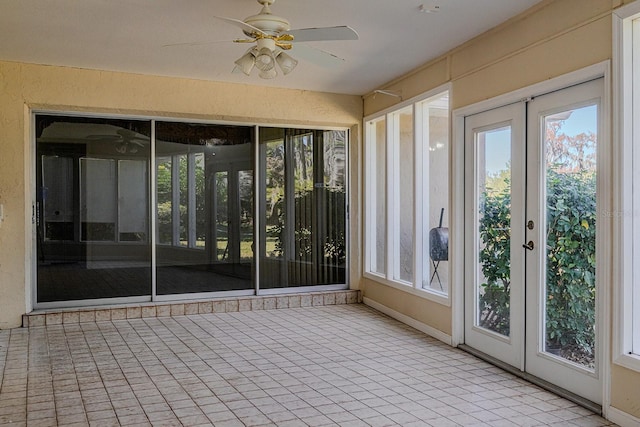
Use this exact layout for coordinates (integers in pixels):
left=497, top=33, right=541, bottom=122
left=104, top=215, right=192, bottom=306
left=611, top=365, right=640, bottom=418
left=0, top=61, right=362, bottom=329
left=362, top=0, right=640, bottom=420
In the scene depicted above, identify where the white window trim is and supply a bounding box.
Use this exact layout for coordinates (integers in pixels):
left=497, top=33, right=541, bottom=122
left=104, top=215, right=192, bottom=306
left=613, top=1, right=640, bottom=372
left=363, top=83, right=452, bottom=306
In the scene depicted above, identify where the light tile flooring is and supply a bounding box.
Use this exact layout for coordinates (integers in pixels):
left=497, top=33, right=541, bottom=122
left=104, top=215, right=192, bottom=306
left=0, top=304, right=615, bottom=427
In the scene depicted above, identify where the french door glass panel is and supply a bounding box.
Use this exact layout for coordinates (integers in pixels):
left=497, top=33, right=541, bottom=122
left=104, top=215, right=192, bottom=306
left=476, top=126, right=512, bottom=337
left=543, top=105, right=597, bottom=369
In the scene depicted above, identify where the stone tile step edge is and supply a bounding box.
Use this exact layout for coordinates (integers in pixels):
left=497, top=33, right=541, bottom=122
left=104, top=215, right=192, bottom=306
left=23, top=290, right=362, bottom=327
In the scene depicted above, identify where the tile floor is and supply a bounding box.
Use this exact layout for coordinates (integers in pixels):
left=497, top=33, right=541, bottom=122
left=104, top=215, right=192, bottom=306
left=0, top=304, right=615, bottom=426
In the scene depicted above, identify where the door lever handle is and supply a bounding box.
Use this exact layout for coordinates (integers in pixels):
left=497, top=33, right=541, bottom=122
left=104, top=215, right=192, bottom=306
left=523, top=241, right=534, bottom=251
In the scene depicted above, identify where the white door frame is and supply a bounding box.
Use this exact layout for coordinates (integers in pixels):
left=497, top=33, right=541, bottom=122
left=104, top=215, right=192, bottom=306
left=451, top=61, right=611, bottom=409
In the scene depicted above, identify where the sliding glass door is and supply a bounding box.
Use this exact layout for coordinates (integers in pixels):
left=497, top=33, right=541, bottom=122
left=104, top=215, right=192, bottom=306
left=258, top=128, right=347, bottom=290
left=35, top=114, right=348, bottom=306
left=154, top=122, right=254, bottom=295
left=36, top=116, right=152, bottom=303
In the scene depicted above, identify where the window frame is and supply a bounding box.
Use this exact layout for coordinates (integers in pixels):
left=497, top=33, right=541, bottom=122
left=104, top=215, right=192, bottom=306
left=614, top=1, right=640, bottom=372
left=364, top=84, right=451, bottom=305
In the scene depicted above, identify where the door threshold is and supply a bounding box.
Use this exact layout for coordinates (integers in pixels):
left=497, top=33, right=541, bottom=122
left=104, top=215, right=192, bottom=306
left=457, top=344, right=602, bottom=416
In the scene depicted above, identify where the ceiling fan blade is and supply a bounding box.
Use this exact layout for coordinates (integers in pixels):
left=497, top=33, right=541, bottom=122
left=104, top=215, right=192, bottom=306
left=162, top=40, right=236, bottom=48
left=214, top=16, right=268, bottom=37
left=290, top=44, right=345, bottom=68
left=288, top=26, right=359, bottom=43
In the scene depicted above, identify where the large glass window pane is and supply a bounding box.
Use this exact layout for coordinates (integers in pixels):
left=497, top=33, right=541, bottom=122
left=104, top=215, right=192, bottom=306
left=259, top=128, right=347, bottom=289
left=36, top=115, right=152, bottom=302
left=155, top=122, right=254, bottom=295
left=424, top=93, right=450, bottom=292
left=367, top=118, right=387, bottom=276
left=365, top=90, right=450, bottom=297
left=393, top=107, right=414, bottom=284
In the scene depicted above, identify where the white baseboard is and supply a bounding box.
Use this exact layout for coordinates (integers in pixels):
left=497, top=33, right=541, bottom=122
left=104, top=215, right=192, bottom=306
left=606, top=406, right=640, bottom=427
left=363, top=297, right=452, bottom=346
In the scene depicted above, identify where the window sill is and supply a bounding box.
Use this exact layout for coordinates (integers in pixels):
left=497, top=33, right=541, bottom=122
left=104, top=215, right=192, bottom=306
left=363, top=272, right=451, bottom=307
left=614, top=353, right=640, bottom=373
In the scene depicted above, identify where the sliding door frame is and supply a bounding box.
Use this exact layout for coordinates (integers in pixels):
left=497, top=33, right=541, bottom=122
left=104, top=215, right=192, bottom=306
left=29, top=112, right=350, bottom=309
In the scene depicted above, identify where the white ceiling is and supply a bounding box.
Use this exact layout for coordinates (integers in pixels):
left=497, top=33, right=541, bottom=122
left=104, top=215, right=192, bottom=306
left=0, top=0, right=543, bottom=96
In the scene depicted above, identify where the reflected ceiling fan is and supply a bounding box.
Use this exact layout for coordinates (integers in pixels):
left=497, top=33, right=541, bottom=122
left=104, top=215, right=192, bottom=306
left=170, top=0, right=359, bottom=79
left=87, top=128, right=149, bottom=154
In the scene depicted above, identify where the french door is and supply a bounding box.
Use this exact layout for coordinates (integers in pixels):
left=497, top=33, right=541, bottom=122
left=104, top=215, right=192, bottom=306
left=464, top=78, right=603, bottom=404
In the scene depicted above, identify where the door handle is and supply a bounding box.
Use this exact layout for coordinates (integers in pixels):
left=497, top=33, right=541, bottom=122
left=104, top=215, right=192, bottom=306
left=523, top=241, right=534, bottom=251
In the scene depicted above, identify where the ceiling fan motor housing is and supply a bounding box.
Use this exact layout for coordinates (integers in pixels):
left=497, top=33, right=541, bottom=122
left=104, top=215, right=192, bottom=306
left=244, top=0, right=290, bottom=36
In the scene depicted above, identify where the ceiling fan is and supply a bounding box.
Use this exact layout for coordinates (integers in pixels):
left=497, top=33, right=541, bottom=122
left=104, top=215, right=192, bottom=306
left=175, top=0, right=359, bottom=79
left=87, top=128, right=149, bottom=154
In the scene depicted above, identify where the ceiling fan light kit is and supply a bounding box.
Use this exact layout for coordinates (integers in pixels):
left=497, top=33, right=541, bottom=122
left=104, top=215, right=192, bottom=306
left=234, top=48, right=258, bottom=75
left=214, top=0, right=358, bottom=79
left=275, top=51, right=297, bottom=75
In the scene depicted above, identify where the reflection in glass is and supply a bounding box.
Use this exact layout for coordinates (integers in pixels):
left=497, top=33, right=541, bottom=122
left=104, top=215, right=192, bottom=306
left=195, top=153, right=206, bottom=248
left=80, top=158, right=117, bottom=242
left=476, top=126, right=512, bottom=337
left=543, top=105, right=597, bottom=370
left=156, top=157, right=173, bottom=245
left=178, top=154, right=189, bottom=247
left=259, top=128, right=347, bottom=288
left=155, top=122, right=254, bottom=295
left=118, top=159, right=148, bottom=242
left=215, top=171, right=229, bottom=262
left=42, top=156, right=74, bottom=241
left=36, top=116, right=347, bottom=303
left=238, top=170, right=254, bottom=263
left=36, top=115, right=152, bottom=302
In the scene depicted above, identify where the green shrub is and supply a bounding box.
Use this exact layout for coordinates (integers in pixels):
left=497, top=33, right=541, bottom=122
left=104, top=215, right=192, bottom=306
left=478, top=169, right=596, bottom=358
